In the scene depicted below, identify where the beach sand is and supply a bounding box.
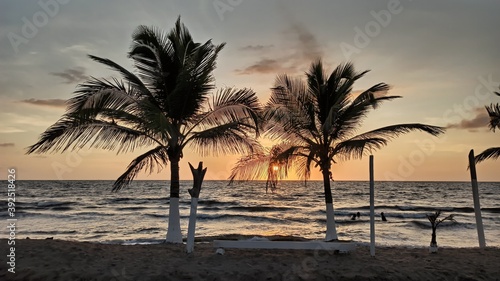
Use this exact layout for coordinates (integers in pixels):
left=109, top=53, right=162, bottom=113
left=1, top=238, right=499, bottom=280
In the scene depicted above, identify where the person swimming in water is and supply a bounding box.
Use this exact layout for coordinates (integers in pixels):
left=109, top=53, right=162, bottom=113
left=351, top=214, right=356, bottom=220
left=356, top=212, right=360, bottom=219
left=381, top=212, right=387, bottom=221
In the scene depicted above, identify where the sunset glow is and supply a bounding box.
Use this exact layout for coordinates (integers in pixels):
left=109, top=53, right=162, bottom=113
left=1, top=1, right=499, bottom=182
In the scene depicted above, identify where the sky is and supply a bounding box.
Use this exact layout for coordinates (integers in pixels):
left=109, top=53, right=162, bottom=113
left=0, top=0, right=499, bottom=182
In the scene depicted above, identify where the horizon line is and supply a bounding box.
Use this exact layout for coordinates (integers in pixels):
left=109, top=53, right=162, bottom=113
left=13, top=179, right=500, bottom=183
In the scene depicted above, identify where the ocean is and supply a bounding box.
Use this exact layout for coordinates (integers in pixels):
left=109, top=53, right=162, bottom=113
left=4, top=180, right=500, bottom=248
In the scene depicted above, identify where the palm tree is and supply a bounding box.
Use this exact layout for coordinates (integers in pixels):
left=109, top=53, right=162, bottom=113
left=231, top=60, right=445, bottom=241
left=426, top=210, right=455, bottom=252
left=26, top=18, right=261, bottom=243
left=229, top=143, right=292, bottom=193
left=474, top=90, right=500, bottom=164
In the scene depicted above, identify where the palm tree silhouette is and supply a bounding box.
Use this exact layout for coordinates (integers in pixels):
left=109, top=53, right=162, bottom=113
left=26, top=18, right=261, bottom=243
left=229, top=143, right=293, bottom=193
left=474, top=89, right=500, bottom=164
left=231, top=60, right=445, bottom=241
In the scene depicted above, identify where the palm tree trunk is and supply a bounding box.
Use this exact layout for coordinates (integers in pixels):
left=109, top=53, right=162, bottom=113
left=166, top=158, right=182, bottom=243
left=430, top=226, right=437, bottom=247
left=323, top=168, right=338, bottom=241
left=429, top=225, right=438, bottom=253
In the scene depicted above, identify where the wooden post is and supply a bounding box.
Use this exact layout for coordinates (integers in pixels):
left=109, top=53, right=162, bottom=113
left=186, top=162, right=207, bottom=254
left=369, top=155, right=375, bottom=257
left=468, top=150, right=486, bottom=248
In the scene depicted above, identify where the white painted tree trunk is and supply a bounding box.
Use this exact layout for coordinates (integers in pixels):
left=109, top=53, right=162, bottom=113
left=166, top=197, right=182, bottom=243
left=325, top=203, right=338, bottom=241
left=186, top=198, right=198, bottom=253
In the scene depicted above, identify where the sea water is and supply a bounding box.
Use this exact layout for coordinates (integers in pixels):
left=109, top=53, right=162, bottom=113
left=3, top=180, right=499, bottom=247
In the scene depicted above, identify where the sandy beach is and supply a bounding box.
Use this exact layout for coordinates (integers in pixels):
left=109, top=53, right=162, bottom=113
left=1, top=238, right=499, bottom=281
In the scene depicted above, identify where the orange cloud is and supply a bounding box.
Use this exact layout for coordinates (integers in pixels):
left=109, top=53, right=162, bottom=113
left=447, top=107, right=490, bottom=132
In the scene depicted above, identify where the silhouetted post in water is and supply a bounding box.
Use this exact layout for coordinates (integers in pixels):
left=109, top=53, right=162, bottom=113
left=468, top=150, right=486, bottom=248
left=369, top=155, right=375, bottom=257
left=186, top=162, right=207, bottom=254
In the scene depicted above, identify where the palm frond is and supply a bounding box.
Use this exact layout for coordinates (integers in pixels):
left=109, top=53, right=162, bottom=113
left=71, top=75, right=176, bottom=141
left=290, top=148, right=316, bottom=180
left=306, top=60, right=326, bottom=100
left=129, top=17, right=226, bottom=121
left=228, top=143, right=299, bottom=184
left=310, top=61, right=369, bottom=125
left=332, top=138, right=388, bottom=161
left=26, top=115, right=155, bottom=154
left=331, top=95, right=401, bottom=141
left=228, top=151, right=271, bottom=183
left=265, top=76, right=320, bottom=144
left=474, top=147, right=500, bottom=164
left=183, top=87, right=261, bottom=156
left=351, top=83, right=392, bottom=108
left=264, top=109, right=317, bottom=146
left=272, top=75, right=317, bottom=130
left=87, top=55, right=152, bottom=99
left=113, top=145, right=168, bottom=191
left=485, top=103, right=500, bottom=132
left=69, top=78, right=141, bottom=116
left=129, top=24, right=173, bottom=93
left=326, top=62, right=369, bottom=105
left=353, top=124, right=445, bottom=141
left=164, top=18, right=225, bottom=120
left=330, top=124, right=444, bottom=162
left=186, top=121, right=259, bottom=156
left=194, top=87, right=261, bottom=133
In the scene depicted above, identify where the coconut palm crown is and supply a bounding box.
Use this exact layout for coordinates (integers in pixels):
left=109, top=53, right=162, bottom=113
left=230, top=60, right=445, bottom=241
left=474, top=90, right=500, bottom=164
left=26, top=17, right=261, bottom=243
left=229, top=143, right=292, bottom=193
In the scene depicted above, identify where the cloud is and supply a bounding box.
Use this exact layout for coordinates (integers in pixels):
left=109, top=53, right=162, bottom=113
left=0, top=143, right=15, bottom=147
left=20, top=98, right=67, bottom=108
left=236, top=59, right=291, bottom=75
left=236, top=19, right=324, bottom=75
left=239, top=45, right=274, bottom=51
left=60, top=44, right=94, bottom=54
left=288, top=22, right=323, bottom=62
left=50, top=67, right=88, bottom=84
left=447, top=108, right=490, bottom=131
left=0, top=127, right=25, bottom=133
